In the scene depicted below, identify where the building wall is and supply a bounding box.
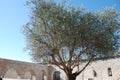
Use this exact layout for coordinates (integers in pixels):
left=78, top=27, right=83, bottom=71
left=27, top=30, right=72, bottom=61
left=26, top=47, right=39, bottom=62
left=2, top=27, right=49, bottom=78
left=0, top=58, right=48, bottom=80
left=82, top=58, right=120, bottom=80
left=52, top=58, right=120, bottom=80
left=0, top=58, right=120, bottom=80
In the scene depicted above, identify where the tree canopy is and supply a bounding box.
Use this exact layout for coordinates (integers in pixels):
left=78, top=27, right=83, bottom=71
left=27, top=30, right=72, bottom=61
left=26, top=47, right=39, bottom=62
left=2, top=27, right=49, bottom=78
left=23, top=0, right=120, bottom=80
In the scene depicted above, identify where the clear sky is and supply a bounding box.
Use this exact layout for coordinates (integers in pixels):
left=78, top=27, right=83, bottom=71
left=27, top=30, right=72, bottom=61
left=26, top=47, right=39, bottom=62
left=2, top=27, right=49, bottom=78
left=0, top=0, right=120, bottom=62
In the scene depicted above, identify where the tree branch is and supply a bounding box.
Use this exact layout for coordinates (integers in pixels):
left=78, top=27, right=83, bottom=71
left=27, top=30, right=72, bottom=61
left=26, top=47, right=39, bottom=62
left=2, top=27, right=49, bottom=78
left=76, top=57, right=93, bottom=76
left=71, top=47, right=88, bottom=68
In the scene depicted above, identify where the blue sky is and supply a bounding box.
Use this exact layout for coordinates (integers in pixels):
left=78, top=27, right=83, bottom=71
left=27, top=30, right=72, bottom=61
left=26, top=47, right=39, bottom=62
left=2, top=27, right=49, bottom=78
left=0, top=0, right=120, bottom=62
left=0, top=0, right=31, bottom=62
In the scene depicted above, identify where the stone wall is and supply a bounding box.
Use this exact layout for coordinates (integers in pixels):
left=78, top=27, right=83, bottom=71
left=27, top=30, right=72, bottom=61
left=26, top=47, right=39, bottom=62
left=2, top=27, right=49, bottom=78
left=0, top=58, right=120, bottom=80
left=0, top=58, right=48, bottom=80
left=52, top=58, right=120, bottom=80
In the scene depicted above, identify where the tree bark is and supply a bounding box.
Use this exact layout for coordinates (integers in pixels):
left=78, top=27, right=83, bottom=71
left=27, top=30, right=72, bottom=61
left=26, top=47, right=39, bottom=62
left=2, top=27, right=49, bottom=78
left=67, top=73, right=78, bottom=80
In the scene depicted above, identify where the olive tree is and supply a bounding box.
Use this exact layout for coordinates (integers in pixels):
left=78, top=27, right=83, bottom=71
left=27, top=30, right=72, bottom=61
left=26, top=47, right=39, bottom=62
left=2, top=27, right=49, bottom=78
left=23, top=0, right=120, bottom=80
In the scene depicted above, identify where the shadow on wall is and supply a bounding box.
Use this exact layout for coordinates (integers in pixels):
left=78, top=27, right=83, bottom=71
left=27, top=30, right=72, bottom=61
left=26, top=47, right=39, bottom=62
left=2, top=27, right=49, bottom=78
left=118, top=78, right=120, bottom=80
left=53, top=71, right=61, bottom=80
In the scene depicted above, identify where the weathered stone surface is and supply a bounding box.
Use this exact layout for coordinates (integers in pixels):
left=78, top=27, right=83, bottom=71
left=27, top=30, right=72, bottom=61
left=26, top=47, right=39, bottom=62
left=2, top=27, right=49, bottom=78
left=0, top=58, right=120, bottom=80
left=52, top=58, right=120, bottom=80
left=0, top=58, right=48, bottom=80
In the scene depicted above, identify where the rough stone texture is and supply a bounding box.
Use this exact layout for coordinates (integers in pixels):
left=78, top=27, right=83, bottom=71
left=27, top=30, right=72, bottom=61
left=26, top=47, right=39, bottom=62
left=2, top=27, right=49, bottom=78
left=0, top=58, right=48, bottom=80
left=0, top=58, right=120, bottom=80
left=80, top=58, right=120, bottom=80
left=52, top=58, right=120, bottom=80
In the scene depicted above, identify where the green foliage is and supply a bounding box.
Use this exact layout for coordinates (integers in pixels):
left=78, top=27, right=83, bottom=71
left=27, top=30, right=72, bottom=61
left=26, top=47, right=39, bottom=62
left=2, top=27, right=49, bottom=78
left=23, top=0, right=120, bottom=79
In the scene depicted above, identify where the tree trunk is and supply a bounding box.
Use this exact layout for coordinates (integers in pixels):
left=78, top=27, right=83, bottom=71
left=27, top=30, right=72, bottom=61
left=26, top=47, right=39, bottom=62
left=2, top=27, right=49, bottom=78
left=68, top=76, right=76, bottom=80
left=67, top=73, right=78, bottom=80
